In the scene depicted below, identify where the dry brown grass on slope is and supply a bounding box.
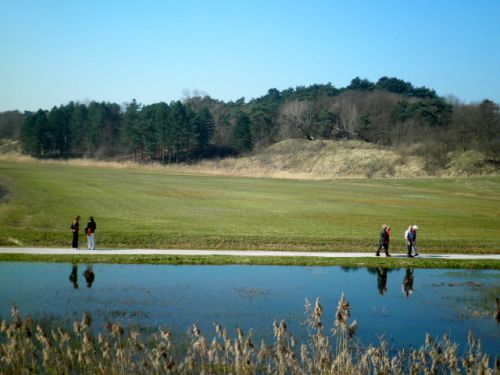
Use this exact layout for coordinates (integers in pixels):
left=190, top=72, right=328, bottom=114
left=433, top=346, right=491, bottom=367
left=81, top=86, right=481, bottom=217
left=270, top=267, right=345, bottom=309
left=0, top=139, right=443, bottom=179
left=190, top=139, right=429, bottom=179
left=2, top=139, right=496, bottom=179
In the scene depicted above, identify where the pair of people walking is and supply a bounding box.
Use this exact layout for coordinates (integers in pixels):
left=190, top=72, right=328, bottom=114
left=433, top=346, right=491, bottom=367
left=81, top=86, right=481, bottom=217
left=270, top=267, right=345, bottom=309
left=70, top=216, right=97, bottom=250
left=375, top=224, right=419, bottom=258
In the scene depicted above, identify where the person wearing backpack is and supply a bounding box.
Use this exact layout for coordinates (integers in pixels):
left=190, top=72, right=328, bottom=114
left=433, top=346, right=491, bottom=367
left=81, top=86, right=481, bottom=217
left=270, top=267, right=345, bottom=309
left=376, top=224, right=391, bottom=257
left=84, top=216, right=97, bottom=250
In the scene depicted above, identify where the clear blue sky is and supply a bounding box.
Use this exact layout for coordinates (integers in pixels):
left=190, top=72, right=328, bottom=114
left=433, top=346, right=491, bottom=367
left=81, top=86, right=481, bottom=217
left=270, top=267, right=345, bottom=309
left=1, top=0, right=499, bottom=111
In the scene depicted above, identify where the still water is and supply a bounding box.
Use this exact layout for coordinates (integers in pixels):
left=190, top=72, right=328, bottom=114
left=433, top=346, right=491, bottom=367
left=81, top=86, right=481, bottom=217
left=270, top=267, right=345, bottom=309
left=0, top=263, right=498, bottom=356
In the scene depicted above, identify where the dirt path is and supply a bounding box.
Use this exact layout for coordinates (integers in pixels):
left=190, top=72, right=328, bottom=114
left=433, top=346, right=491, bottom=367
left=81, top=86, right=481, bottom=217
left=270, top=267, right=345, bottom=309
left=0, top=247, right=499, bottom=260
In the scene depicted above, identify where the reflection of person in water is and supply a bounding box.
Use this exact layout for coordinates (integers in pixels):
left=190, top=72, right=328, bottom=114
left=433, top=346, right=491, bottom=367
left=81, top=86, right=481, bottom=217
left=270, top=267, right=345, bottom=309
left=83, top=265, right=95, bottom=288
left=402, top=268, right=414, bottom=298
left=69, top=264, right=78, bottom=289
left=376, top=267, right=388, bottom=295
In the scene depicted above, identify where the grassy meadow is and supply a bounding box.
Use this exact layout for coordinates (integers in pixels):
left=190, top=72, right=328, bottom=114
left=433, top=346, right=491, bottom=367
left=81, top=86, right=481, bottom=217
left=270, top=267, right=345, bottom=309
left=0, top=159, right=499, bottom=253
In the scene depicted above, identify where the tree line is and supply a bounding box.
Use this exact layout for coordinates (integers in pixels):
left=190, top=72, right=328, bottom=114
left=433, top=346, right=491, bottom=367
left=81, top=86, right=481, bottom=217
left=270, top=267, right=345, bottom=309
left=2, top=76, right=498, bottom=169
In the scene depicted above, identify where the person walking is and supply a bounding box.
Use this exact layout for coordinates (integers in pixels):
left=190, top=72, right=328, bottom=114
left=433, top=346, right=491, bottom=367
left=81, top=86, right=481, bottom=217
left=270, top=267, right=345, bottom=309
left=405, top=225, right=418, bottom=257
left=376, top=224, right=391, bottom=257
left=84, top=216, right=97, bottom=250
left=70, top=215, right=80, bottom=250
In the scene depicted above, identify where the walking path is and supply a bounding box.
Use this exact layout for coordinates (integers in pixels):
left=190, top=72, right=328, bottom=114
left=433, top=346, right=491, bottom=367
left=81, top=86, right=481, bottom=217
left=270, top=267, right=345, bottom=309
left=1, top=247, right=499, bottom=260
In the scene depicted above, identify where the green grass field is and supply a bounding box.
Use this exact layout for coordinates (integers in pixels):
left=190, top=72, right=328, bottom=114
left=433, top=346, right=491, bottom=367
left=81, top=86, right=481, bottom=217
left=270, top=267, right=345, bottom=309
left=0, top=160, right=499, bottom=253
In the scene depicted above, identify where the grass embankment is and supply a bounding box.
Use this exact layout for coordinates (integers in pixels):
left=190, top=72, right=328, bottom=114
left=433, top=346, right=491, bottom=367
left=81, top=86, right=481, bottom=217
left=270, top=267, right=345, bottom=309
left=0, top=254, right=499, bottom=269
left=0, top=160, right=499, bottom=254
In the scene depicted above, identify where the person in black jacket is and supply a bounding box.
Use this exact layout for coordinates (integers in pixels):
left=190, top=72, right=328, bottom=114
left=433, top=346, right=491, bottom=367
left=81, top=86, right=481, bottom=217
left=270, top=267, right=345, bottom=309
left=70, top=215, right=80, bottom=250
left=376, top=224, right=391, bottom=257
left=84, top=216, right=97, bottom=250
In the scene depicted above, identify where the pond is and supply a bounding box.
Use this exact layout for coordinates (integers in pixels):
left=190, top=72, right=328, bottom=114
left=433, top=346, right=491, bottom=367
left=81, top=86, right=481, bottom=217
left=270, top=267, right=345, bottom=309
left=0, top=262, right=498, bottom=357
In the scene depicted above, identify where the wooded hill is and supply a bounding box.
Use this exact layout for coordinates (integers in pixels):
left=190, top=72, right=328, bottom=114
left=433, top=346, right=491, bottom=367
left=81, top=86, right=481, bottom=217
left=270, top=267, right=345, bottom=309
left=1, top=76, right=499, bottom=174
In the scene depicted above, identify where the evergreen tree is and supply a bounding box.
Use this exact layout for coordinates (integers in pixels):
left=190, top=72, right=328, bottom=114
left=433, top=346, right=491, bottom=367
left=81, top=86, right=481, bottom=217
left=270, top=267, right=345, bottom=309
left=20, top=110, right=48, bottom=157
left=153, top=102, right=171, bottom=164
left=230, top=112, right=253, bottom=152
left=193, top=107, right=215, bottom=157
left=121, top=100, right=142, bottom=161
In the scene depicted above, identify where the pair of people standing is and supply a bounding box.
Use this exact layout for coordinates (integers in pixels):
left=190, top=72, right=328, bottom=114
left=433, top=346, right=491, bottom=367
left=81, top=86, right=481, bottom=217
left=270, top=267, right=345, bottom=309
left=70, top=216, right=97, bottom=250
left=375, top=224, right=419, bottom=258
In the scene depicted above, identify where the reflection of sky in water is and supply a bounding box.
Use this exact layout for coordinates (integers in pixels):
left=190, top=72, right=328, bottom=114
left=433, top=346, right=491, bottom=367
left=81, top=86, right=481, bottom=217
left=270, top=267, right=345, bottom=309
left=0, top=263, right=498, bottom=356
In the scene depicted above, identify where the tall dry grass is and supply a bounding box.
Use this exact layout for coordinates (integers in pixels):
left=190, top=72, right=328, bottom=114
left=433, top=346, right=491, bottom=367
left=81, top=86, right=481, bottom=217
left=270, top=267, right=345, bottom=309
left=0, top=294, right=496, bottom=374
left=0, top=139, right=427, bottom=179
left=2, top=139, right=497, bottom=179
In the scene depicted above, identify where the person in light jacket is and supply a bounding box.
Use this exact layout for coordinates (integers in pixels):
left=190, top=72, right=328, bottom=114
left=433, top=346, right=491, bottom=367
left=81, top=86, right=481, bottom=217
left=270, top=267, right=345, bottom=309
left=405, top=225, right=418, bottom=258
left=84, top=216, right=97, bottom=250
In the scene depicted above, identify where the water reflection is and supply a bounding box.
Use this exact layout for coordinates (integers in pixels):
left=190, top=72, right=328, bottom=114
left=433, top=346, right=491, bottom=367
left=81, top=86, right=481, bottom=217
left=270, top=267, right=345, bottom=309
left=376, top=268, right=388, bottom=296
left=402, top=268, right=414, bottom=298
left=0, top=263, right=498, bottom=358
left=83, top=265, right=95, bottom=288
left=69, top=264, right=78, bottom=289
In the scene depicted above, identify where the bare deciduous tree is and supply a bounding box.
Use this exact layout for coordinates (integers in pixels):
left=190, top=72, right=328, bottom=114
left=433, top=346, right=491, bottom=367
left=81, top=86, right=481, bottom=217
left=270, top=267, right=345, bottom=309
left=280, top=100, right=316, bottom=140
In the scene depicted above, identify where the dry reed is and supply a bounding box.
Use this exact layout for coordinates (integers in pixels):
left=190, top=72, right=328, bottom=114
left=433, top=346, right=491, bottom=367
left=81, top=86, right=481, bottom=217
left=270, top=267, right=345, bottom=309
left=0, top=295, right=497, bottom=374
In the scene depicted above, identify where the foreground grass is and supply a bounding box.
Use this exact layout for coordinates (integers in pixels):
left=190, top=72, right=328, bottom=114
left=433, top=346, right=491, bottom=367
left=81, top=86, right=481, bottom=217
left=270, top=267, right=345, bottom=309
left=0, top=160, right=499, bottom=253
left=0, top=254, right=499, bottom=269
left=1, top=295, right=496, bottom=374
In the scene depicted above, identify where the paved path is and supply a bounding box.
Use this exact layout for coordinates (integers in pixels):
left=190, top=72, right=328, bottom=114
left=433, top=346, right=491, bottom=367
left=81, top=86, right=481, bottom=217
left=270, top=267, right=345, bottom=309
left=1, top=247, right=499, bottom=260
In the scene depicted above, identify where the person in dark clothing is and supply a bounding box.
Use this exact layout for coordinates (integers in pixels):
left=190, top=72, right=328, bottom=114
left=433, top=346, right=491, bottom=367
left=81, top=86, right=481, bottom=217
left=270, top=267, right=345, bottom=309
left=402, top=268, right=414, bottom=298
left=84, top=216, right=97, bottom=250
left=69, top=264, right=78, bottom=289
left=376, top=224, right=391, bottom=257
left=83, top=265, right=95, bottom=288
left=70, top=216, right=80, bottom=250
left=376, top=267, right=388, bottom=295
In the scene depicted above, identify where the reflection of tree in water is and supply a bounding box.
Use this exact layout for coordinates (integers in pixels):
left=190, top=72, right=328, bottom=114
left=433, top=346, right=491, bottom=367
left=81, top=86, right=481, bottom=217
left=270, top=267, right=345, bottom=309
left=69, top=264, right=78, bottom=289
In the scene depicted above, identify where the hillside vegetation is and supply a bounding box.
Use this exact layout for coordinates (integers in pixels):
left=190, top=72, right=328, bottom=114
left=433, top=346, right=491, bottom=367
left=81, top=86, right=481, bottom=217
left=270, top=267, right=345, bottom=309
left=1, top=138, right=497, bottom=179
left=191, top=139, right=499, bottom=179
left=2, top=76, right=497, bottom=176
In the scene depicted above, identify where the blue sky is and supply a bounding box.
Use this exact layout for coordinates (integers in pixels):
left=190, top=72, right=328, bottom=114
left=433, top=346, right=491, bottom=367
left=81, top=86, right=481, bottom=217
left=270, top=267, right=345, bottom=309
left=1, top=0, right=499, bottom=111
